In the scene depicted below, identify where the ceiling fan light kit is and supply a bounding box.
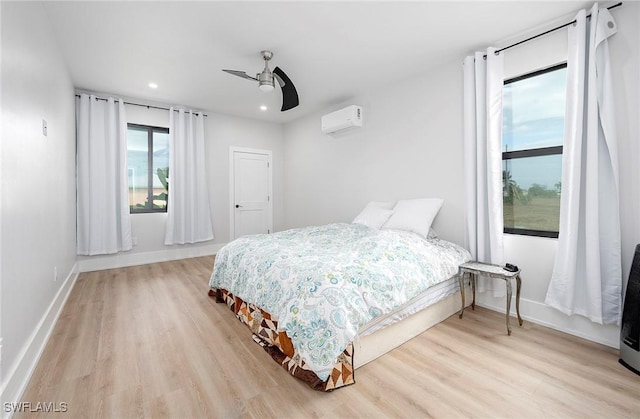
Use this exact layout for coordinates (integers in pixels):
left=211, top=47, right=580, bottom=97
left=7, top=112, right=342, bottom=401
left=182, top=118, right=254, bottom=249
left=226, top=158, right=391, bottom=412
left=223, top=50, right=299, bottom=111
left=258, top=75, right=274, bottom=92
left=258, top=50, right=275, bottom=92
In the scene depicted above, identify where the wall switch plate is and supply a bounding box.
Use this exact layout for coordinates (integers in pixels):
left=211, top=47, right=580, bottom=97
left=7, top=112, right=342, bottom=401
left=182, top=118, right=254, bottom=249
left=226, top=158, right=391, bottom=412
left=42, top=119, right=48, bottom=136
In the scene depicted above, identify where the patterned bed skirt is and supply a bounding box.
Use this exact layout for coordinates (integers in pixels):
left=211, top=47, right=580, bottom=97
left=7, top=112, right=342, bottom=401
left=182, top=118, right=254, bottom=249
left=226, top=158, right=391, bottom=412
left=209, top=288, right=355, bottom=391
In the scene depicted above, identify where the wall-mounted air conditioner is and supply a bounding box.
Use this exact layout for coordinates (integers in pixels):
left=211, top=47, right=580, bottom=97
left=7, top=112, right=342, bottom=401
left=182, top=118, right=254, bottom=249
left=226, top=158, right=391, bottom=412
left=321, top=105, right=363, bottom=134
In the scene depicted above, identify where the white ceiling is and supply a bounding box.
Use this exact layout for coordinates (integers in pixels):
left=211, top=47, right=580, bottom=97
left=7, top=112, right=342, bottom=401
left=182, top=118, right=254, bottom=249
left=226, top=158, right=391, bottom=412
left=41, top=1, right=593, bottom=124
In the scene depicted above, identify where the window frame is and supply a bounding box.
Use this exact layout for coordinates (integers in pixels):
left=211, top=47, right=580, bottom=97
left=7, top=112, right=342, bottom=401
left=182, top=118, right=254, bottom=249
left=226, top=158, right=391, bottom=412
left=502, top=63, right=567, bottom=239
left=127, top=123, right=170, bottom=214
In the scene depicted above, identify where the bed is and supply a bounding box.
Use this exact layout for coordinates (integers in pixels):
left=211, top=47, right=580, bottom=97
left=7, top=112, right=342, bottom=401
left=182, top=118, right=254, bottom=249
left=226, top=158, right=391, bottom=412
left=208, top=199, right=472, bottom=391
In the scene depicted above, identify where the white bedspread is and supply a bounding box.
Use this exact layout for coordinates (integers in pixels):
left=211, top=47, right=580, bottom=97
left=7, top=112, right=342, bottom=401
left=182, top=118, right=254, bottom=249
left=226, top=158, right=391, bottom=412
left=209, top=223, right=471, bottom=380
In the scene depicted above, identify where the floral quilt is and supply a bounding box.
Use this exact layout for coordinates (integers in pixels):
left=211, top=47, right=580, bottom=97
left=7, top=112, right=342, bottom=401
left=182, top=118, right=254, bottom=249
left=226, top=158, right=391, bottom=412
left=209, top=223, right=471, bottom=382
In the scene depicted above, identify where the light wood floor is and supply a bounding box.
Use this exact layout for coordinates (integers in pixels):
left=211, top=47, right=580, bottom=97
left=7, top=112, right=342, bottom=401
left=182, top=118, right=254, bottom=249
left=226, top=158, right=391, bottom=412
left=19, top=256, right=640, bottom=418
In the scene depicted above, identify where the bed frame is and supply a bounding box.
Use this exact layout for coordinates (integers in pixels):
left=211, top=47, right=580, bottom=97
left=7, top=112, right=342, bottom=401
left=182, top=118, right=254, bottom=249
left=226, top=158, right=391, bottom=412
left=210, top=282, right=472, bottom=390
left=354, top=284, right=472, bottom=368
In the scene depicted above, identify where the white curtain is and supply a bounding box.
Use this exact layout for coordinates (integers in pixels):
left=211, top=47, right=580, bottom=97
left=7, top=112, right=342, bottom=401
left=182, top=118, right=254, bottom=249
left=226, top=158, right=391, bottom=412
left=164, top=108, right=214, bottom=245
left=76, top=94, right=132, bottom=255
left=545, top=4, right=621, bottom=325
left=463, top=48, right=505, bottom=295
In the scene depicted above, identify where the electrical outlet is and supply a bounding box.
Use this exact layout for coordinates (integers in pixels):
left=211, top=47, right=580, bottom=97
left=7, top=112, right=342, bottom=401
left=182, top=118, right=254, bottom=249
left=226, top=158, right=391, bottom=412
left=42, top=119, right=48, bottom=136
left=54, top=266, right=57, bottom=282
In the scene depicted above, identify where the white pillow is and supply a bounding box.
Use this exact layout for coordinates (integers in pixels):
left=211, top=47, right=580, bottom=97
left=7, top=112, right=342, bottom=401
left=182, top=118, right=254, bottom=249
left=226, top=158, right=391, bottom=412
left=353, top=202, right=395, bottom=230
left=366, top=201, right=395, bottom=210
left=382, top=198, right=444, bottom=238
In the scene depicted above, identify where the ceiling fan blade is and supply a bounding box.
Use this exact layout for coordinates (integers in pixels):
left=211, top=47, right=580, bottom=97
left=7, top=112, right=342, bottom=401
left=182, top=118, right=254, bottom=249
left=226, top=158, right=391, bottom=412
left=222, top=69, right=258, bottom=81
left=273, top=66, right=299, bottom=111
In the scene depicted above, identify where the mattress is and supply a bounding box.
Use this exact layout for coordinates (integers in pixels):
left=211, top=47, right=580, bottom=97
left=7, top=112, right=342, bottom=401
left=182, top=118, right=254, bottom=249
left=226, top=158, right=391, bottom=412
left=358, top=275, right=460, bottom=337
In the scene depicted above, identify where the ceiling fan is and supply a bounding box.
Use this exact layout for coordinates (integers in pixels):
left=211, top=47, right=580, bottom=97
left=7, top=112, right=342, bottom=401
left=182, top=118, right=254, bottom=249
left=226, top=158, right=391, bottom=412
left=222, top=50, right=299, bottom=112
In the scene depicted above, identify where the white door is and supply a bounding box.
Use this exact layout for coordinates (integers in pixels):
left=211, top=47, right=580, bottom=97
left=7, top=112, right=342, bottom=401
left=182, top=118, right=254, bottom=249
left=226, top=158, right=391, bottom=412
left=230, top=148, right=272, bottom=239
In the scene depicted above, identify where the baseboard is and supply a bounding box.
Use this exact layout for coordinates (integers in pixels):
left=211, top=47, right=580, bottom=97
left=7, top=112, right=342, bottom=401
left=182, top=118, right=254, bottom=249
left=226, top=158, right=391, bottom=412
left=77, top=243, right=226, bottom=272
left=1, top=244, right=226, bottom=417
left=476, top=293, right=620, bottom=349
left=0, top=264, right=79, bottom=419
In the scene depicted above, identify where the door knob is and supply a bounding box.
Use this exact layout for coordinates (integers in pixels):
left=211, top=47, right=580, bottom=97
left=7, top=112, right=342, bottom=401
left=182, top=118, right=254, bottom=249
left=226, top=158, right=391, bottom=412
left=235, top=204, right=242, bottom=208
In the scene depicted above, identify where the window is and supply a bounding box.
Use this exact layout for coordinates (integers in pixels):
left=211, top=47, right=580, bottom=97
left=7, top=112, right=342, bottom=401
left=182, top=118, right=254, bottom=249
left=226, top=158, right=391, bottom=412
left=502, top=63, right=567, bottom=238
left=127, top=124, right=169, bottom=213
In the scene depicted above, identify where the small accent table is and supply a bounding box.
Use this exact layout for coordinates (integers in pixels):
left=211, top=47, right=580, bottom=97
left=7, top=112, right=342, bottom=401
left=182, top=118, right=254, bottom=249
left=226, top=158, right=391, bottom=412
left=458, top=261, right=523, bottom=335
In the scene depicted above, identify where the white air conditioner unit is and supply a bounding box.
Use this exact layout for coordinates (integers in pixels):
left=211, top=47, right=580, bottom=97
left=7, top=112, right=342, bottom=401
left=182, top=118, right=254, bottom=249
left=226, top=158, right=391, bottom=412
left=321, top=105, right=363, bottom=134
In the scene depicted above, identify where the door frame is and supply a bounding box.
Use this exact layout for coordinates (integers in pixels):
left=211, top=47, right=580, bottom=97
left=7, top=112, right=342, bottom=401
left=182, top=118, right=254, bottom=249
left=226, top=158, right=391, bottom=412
left=229, top=146, right=273, bottom=240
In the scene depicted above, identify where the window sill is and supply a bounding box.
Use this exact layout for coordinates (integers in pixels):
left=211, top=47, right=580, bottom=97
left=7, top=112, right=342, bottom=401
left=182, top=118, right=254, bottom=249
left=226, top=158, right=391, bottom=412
left=504, top=229, right=558, bottom=239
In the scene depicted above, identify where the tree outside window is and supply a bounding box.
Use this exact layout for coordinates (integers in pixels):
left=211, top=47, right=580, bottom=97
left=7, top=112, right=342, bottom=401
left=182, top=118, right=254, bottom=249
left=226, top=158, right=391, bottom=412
left=127, top=124, right=169, bottom=213
left=502, top=64, right=566, bottom=238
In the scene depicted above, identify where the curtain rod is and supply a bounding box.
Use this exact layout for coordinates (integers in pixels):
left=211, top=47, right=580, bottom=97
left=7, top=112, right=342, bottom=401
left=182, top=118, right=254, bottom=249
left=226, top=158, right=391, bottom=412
left=486, top=2, right=622, bottom=57
left=74, top=94, right=208, bottom=117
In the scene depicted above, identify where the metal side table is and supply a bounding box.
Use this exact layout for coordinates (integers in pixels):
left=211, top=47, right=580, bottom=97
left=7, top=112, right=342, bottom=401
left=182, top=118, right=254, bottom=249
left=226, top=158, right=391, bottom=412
left=458, top=261, right=523, bottom=335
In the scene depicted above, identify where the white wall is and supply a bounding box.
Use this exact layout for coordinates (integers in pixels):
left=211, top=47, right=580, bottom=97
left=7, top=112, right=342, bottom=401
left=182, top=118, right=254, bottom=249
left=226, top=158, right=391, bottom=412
left=0, top=3, right=284, bottom=404
left=283, top=2, right=639, bottom=348
left=283, top=56, right=466, bottom=245
left=1, top=2, right=77, bottom=409
left=77, top=102, right=284, bottom=271
left=0, top=4, right=636, bottom=409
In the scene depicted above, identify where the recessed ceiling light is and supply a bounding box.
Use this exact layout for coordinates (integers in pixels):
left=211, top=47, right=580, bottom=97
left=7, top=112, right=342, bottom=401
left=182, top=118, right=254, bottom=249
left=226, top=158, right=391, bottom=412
left=148, top=82, right=158, bottom=89
left=259, top=105, right=268, bottom=111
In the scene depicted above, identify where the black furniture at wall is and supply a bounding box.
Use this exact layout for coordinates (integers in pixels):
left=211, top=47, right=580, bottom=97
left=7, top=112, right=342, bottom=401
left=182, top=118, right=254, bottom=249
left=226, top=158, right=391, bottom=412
left=620, top=244, right=640, bottom=375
